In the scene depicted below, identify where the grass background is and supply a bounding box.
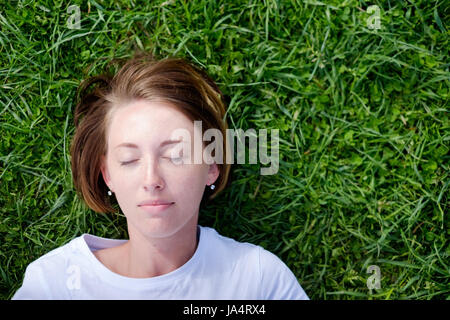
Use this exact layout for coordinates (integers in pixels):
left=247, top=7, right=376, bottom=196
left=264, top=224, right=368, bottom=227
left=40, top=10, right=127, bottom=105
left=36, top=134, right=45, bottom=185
left=0, top=0, right=448, bottom=300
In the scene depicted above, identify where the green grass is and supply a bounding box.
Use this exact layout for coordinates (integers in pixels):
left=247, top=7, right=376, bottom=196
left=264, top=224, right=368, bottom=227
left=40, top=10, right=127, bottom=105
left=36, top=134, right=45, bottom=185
left=0, top=0, right=449, bottom=300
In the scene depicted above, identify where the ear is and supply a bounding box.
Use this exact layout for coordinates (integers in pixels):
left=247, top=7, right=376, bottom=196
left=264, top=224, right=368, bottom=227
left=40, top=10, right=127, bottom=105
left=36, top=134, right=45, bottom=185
left=207, top=163, right=220, bottom=186
left=100, top=154, right=113, bottom=192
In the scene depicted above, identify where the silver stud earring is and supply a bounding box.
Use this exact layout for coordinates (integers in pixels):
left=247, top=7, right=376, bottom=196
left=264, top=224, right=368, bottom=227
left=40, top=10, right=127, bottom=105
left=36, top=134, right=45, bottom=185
left=108, top=190, right=112, bottom=196
left=210, top=184, right=215, bottom=190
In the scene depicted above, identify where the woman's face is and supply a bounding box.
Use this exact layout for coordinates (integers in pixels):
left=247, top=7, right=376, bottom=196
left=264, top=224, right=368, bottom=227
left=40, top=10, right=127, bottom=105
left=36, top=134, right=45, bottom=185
left=100, top=99, right=219, bottom=239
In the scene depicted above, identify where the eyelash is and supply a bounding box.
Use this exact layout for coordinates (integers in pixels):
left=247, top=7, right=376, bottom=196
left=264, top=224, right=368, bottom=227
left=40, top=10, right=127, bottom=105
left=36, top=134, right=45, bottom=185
left=120, top=160, right=135, bottom=166
left=120, top=157, right=182, bottom=166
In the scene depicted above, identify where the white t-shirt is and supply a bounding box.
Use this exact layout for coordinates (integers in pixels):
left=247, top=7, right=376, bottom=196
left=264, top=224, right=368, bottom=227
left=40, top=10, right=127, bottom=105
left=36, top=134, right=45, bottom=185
left=12, top=225, right=309, bottom=300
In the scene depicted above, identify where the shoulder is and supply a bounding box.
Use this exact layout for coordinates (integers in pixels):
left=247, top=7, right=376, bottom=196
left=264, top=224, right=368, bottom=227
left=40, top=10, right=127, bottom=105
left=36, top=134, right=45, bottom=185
left=12, top=235, right=84, bottom=300
left=257, top=246, right=310, bottom=300
left=200, top=225, right=260, bottom=258
left=29, top=235, right=83, bottom=270
left=199, top=226, right=261, bottom=273
left=200, top=226, right=309, bottom=300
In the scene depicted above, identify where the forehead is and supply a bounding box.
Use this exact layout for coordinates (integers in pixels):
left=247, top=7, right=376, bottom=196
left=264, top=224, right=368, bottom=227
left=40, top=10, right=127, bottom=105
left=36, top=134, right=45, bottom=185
left=108, top=99, right=195, bottom=147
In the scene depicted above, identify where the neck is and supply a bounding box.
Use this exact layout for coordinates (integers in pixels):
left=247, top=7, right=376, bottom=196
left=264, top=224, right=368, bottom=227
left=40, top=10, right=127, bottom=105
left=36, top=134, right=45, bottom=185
left=118, top=223, right=200, bottom=278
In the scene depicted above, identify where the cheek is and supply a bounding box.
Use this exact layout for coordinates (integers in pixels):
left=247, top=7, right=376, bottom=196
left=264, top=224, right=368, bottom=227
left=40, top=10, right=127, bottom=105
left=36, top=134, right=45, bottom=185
left=169, top=166, right=208, bottom=193
left=110, top=166, right=134, bottom=184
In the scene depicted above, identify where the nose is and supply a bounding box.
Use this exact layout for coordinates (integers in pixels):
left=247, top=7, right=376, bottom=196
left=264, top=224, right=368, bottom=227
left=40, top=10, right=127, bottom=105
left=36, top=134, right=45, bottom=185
left=142, top=157, right=165, bottom=191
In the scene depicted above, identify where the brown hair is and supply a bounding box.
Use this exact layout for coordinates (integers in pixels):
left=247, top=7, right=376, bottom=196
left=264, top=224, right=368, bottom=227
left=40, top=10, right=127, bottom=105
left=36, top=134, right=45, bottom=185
left=70, top=51, right=231, bottom=213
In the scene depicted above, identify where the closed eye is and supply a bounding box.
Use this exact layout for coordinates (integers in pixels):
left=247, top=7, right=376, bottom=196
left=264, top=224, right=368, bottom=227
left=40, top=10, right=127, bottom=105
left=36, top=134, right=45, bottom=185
left=120, top=157, right=182, bottom=166
left=120, top=160, right=136, bottom=166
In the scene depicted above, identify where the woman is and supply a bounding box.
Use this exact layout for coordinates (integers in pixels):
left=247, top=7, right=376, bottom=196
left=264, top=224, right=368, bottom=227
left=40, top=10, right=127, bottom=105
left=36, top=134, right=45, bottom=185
left=12, top=52, right=309, bottom=300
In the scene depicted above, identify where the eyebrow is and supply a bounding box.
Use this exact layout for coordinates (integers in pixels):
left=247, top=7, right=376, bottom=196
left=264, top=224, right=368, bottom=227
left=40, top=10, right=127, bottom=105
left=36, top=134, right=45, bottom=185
left=115, top=139, right=183, bottom=150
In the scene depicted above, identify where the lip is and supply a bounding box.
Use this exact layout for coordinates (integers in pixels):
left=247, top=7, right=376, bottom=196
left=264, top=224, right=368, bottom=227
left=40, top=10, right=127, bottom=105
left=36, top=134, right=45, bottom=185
left=138, top=200, right=175, bottom=215
left=138, top=200, right=175, bottom=206
left=138, top=202, right=174, bottom=215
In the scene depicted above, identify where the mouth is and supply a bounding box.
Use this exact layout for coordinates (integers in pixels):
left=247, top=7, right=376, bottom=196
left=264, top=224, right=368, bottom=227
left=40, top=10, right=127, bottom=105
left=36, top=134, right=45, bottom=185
left=138, top=202, right=174, bottom=215
left=138, top=200, right=175, bottom=206
left=139, top=203, right=174, bottom=207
